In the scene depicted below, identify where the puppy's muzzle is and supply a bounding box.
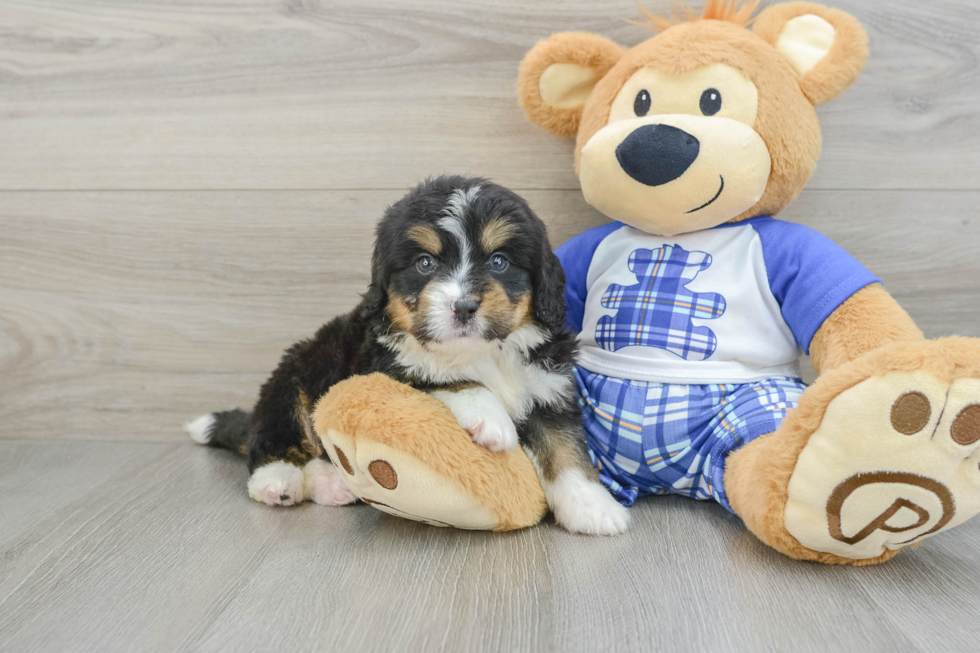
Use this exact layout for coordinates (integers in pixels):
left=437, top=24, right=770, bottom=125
left=453, top=298, right=479, bottom=325
left=615, top=124, right=700, bottom=187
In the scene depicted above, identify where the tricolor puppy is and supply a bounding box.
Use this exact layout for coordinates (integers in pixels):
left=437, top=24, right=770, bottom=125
left=187, top=176, right=629, bottom=535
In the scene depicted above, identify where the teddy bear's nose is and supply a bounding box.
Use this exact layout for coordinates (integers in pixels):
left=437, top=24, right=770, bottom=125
left=615, top=124, right=700, bottom=187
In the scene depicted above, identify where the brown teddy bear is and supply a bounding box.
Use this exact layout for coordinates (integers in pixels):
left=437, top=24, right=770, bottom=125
left=315, top=0, right=980, bottom=565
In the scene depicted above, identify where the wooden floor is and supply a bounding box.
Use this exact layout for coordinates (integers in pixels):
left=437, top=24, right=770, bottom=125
left=1, top=1, right=979, bottom=651
left=1, top=441, right=979, bottom=653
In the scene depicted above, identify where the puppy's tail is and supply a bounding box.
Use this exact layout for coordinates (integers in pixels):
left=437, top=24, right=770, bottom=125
left=184, top=409, right=251, bottom=455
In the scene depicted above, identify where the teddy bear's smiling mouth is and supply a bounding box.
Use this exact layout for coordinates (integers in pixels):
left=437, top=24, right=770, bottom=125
left=685, top=175, right=725, bottom=214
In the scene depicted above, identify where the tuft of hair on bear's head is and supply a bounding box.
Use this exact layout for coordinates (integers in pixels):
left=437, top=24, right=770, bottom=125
left=625, top=0, right=762, bottom=33
left=518, top=1, right=869, bottom=235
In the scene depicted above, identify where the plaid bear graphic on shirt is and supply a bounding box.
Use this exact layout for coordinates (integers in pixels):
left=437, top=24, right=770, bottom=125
left=595, top=244, right=726, bottom=361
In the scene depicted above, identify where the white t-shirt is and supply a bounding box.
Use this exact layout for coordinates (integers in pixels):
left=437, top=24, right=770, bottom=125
left=555, top=217, right=879, bottom=385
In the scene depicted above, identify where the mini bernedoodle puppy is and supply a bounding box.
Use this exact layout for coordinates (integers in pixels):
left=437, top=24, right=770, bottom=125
left=187, top=175, right=629, bottom=535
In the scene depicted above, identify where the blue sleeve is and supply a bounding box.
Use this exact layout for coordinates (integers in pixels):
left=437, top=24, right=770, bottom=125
left=554, top=222, right=623, bottom=333
left=752, top=218, right=881, bottom=354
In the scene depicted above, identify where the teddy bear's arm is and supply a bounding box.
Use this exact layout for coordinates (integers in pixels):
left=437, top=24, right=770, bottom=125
left=808, top=283, right=924, bottom=374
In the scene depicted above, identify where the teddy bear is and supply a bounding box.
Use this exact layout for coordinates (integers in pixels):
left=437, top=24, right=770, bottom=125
left=314, top=0, right=980, bottom=565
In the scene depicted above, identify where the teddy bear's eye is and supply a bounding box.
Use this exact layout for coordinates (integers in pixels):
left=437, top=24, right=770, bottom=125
left=634, top=89, right=651, bottom=117
left=700, top=88, right=722, bottom=116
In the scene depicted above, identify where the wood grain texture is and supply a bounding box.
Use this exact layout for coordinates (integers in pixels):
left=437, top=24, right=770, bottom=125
left=0, top=441, right=978, bottom=653
left=1, top=0, right=978, bottom=191
left=1, top=189, right=978, bottom=442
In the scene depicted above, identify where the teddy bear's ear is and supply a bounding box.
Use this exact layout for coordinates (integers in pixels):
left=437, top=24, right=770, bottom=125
left=753, top=1, right=868, bottom=106
left=517, top=32, right=625, bottom=138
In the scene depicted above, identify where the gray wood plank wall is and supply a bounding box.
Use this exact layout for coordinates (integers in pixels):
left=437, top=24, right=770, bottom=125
left=2, top=0, right=978, bottom=443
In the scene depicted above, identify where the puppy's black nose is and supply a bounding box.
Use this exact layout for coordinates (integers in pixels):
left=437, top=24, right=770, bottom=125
left=453, top=299, right=479, bottom=324
left=615, top=124, right=700, bottom=187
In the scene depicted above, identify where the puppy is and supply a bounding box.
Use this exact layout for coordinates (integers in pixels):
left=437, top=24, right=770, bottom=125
left=186, top=175, right=629, bottom=535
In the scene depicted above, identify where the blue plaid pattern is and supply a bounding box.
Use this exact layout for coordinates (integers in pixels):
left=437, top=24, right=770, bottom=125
left=595, top=244, right=727, bottom=361
left=576, top=368, right=807, bottom=512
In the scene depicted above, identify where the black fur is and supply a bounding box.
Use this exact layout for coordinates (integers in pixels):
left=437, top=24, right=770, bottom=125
left=201, top=175, right=593, bottom=498
left=533, top=246, right=570, bottom=333
left=206, top=409, right=251, bottom=453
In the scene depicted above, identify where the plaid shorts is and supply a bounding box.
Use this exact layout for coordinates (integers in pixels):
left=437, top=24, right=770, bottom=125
left=576, top=368, right=807, bottom=512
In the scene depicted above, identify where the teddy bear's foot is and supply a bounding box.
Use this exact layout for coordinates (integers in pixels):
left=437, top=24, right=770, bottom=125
left=314, top=373, right=549, bottom=531
left=784, top=370, right=980, bottom=560
left=247, top=461, right=306, bottom=506
left=302, top=459, right=358, bottom=506
left=727, top=338, right=980, bottom=564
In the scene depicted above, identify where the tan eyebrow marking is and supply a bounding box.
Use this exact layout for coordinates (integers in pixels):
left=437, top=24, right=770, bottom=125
left=480, top=218, right=516, bottom=252
left=407, top=225, right=442, bottom=254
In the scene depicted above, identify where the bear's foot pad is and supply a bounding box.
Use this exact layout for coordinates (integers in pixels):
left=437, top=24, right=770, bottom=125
left=786, top=371, right=980, bottom=559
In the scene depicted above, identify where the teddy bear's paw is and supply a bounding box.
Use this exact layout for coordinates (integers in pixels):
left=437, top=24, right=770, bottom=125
left=247, top=461, right=305, bottom=506
left=546, top=468, right=630, bottom=535
left=303, top=459, right=357, bottom=506
left=433, top=387, right=519, bottom=452
left=785, top=371, right=980, bottom=560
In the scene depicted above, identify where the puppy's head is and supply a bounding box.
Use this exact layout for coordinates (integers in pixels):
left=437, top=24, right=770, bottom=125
left=369, top=176, right=565, bottom=345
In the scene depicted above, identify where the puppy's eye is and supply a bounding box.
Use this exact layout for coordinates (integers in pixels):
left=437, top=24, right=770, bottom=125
left=488, top=254, right=509, bottom=273
left=634, top=89, right=651, bottom=117
left=415, top=255, right=436, bottom=274
left=699, top=88, right=722, bottom=116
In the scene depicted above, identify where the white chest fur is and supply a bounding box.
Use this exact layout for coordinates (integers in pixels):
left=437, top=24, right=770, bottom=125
left=380, top=326, right=572, bottom=422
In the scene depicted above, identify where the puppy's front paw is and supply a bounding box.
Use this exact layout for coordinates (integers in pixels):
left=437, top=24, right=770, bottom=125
left=433, top=387, right=518, bottom=452
left=303, top=459, right=357, bottom=506
left=457, top=410, right=519, bottom=452
left=247, top=461, right=305, bottom=506
left=547, top=469, right=630, bottom=535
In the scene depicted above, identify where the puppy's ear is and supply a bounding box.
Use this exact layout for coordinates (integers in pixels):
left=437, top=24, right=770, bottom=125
left=517, top=32, right=625, bottom=138
left=362, top=283, right=387, bottom=317
left=533, top=250, right=567, bottom=333
left=363, top=248, right=388, bottom=317
left=753, top=2, right=868, bottom=106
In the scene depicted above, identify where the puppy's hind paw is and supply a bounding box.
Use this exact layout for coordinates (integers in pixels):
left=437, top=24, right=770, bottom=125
left=303, top=459, right=357, bottom=506
left=546, top=469, right=630, bottom=535
left=247, top=461, right=305, bottom=506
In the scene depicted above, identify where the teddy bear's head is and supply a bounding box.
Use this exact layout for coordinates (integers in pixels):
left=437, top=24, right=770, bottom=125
left=518, top=1, right=867, bottom=236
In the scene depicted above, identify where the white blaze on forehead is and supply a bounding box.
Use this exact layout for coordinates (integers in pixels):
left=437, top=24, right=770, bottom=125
left=440, top=186, right=480, bottom=229
left=438, top=186, right=480, bottom=284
